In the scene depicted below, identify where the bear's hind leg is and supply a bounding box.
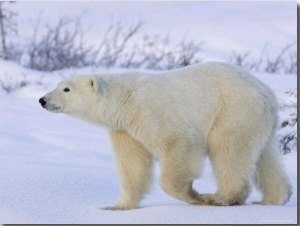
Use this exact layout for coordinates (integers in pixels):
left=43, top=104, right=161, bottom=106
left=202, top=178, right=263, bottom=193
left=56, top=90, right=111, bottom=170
left=103, top=131, right=153, bottom=210
left=205, top=129, right=260, bottom=206
left=159, top=137, right=205, bottom=205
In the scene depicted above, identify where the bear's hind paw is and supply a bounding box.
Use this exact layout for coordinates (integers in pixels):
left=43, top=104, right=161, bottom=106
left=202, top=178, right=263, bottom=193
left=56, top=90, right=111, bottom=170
left=252, top=201, right=265, bottom=205
left=101, top=204, right=137, bottom=211
left=198, top=194, right=242, bottom=206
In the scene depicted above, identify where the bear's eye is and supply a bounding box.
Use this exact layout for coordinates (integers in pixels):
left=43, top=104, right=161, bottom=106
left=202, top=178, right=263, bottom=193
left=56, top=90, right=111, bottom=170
left=63, top=87, right=70, bottom=92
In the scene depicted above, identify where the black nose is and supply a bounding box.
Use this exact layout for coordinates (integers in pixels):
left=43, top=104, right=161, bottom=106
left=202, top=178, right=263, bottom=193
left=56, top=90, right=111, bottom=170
left=39, top=98, right=46, bottom=107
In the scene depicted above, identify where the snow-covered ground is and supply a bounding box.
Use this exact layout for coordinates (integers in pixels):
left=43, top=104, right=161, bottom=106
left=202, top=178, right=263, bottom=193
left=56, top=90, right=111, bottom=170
left=0, top=59, right=297, bottom=224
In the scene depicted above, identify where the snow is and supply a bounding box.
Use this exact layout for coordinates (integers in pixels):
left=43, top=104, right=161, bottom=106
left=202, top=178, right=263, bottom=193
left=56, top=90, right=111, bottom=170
left=0, top=1, right=297, bottom=224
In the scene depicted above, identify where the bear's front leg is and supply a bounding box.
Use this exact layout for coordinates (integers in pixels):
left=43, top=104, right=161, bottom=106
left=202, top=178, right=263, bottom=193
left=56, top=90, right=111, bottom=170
left=103, top=131, right=153, bottom=210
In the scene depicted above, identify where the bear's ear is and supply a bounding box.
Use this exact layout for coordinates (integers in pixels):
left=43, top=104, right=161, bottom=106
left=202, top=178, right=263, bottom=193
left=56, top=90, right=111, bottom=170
left=91, top=77, right=106, bottom=95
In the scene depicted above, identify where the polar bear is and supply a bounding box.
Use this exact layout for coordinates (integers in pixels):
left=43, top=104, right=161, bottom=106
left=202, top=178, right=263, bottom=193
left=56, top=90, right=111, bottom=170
left=39, top=62, right=291, bottom=210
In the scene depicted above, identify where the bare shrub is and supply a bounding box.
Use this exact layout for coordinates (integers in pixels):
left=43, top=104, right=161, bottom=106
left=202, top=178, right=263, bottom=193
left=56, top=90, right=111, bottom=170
left=227, top=41, right=297, bottom=74
left=94, top=20, right=144, bottom=68
left=139, top=32, right=203, bottom=70
left=6, top=41, right=23, bottom=63
left=94, top=20, right=203, bottom=70
left=26, top=16, right=94, bottom=71
left=228, top=50, right=257, bottom=71
left=285, top=51, right=297, bottom=74
left=278, top=87, right=297, bottom=154
left=278, top=132, right=297, bottom=154
left=0, top=1, right=18, bottom=60
left=162, top=37, right=202, bottom=69
left=20, top=17, right=203, bottom=71
left=137, top=36, right=203, bottom=70
left=0, top=73, right=28, bottom=93
left=279, top=88, right=297, bottom=128
left=264, top=41, right=296, bottom=74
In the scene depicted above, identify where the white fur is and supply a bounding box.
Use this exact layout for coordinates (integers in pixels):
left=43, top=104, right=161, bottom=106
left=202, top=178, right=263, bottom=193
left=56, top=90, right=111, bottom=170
left=40, top=62, right=292, bottom=210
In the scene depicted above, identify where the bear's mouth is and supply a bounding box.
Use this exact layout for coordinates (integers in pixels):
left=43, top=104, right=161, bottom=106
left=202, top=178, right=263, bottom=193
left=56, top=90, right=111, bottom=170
left=46, top=104, right=62, bottom=113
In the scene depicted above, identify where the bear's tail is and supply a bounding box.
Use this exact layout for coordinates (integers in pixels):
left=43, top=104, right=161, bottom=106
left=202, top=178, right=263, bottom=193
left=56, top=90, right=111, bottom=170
left=253, top=134, right=292, bottom=205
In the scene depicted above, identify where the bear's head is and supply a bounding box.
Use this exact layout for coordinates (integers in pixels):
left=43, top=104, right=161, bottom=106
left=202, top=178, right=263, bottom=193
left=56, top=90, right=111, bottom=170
left=39, top=76, right=105, bottom=117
